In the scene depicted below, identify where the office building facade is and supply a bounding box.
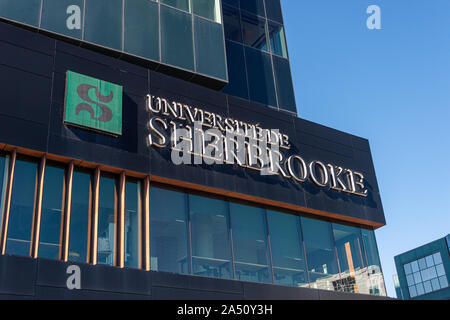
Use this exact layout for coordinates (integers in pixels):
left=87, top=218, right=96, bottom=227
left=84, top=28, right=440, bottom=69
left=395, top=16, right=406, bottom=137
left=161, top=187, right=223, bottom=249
left=0, top=0, right=387, bottom=299
left=394, top=235, right=450, bottom=300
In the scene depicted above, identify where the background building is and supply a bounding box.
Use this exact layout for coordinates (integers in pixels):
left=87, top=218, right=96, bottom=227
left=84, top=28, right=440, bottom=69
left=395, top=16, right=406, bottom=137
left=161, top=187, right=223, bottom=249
left=394, top=234, right=450, bottom=300
left=0, top=0, right=388, bottom=299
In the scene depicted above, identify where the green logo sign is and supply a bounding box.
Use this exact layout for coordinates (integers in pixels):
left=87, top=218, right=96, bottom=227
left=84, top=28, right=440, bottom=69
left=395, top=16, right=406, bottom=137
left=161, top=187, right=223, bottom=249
left=64, top=70, right=123, bottom=136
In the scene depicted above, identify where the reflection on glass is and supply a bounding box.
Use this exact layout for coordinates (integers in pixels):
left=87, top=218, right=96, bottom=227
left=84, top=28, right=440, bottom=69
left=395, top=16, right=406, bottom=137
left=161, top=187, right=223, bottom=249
left=240, top=0, right=265, bottom=18
left=41, top=0, right=84, bottom=39
left=161, top=0, right=191, bottom=13
left=333, top=224, right=365, bottom=293
left=124, top=179, right=141, bottom=269
left=189, top=195, right=232, bottom=279
left=38, top=164, right=65, bottom=259
left=192, top=0, right=221, bottom=23
left=301, top=217, right=339, bottom=291
left=5, top=158, right=38, bottom=256
left=68, top=169, right=91, bottom=263
left=268, top=22, right=287, bottom=58
left=241, top=12, right=268, bottom=51
left=265, top=0, right=283, bottom=23
left=222, top=40, right=249, bottom=100
left=267, top=210, right=307, bottom=287
left=361, top=229, right=386, bottom=295
left=223, top=4, right=242, bottom=42
left=150, top=187, right=189, bottom=274
left=97, top=175, right=117, bottom=266
left=0, top=155, right=9, bottom=231
left=230, top=203, right=271, bottom=284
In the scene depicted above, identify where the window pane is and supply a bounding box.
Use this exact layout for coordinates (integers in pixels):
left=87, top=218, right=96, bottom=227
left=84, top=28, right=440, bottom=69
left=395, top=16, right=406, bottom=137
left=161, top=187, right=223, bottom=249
left=193, top=0, right=221, bottom=23
left=240, top=0, right=265, bottom=17
left=425, top=255, right=434, bottom=268
left=0, top=0, right=41, bottom=26
left=68, top=170, right=91, bottom=263
left=423, top=280, right=432, bottom=294
left=416, top=283, right=425, bottom=296
left=38, top=165, right=65, bottom=259
left=431, top=277, right=440, bottom=291
left=160, top=5, right=194, bottom=71
left=418, top=258, right=427, bottom=271
left=41, top=0, right=84, bottom=39
left=429, top=266, right=437, bottom=279
left=265, top=0, right=283, bottom=23
left=272, top=55, right=296, bottom=112
left=267, top=210, right=307, bottom=287
left=230, top=203, right=271, bottom=284
left=161, top=0, right=191, bottom=13
left=408, top=285, right=417, bottom=298
left=84, top=0, right=123, bottom=51
left=438, top=276, right=448, bottom=288
left=241, top=12, right=268, bottom=51
left=404, top=263, right=412, bottom=275
left=223, top=4, right=242, bottom=42
left=413, top=271, right=422, bottom=284
left=222, top=40, right=249, bottom=99
left=361, top=229, right=385, bottom=296
left=268, top=22, right=287, bottom=58
left=150, top=187, right=189, bottom=274
left=420, top=268, right=430, bottom=282
left=97, top=175, right=117, bottom=266
left=124, top=0, right=159, bottom=61
left=0, top=154, right=9, bottom=231
left=245, top=46, right=277, bottom=107
left=411, top=260, right=419, bottom=273
left=124, top=179, right=141, bottom=269
left=194, top=16, right=227, bottom=80
left=301, top=217, right=339, bottom=291
left=189, top=195, right=232, bottom=279
left=406, top=274, right=414, bottom=286
left=436, top=264, right=446, bottom=277
left=5, top=158, right=38, bottom=256
left=433, top=252, right=442, bottom=265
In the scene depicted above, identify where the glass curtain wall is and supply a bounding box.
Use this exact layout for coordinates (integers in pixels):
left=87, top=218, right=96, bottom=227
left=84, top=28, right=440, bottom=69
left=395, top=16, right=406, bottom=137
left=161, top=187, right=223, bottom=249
left=97, top=174, right=117, bottom=266
left=124, top=178, right=141, bottom=269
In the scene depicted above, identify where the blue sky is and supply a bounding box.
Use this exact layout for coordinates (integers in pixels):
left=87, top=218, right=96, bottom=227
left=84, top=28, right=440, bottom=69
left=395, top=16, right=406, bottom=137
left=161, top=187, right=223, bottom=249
left=282, top=0, right=450, bottom=297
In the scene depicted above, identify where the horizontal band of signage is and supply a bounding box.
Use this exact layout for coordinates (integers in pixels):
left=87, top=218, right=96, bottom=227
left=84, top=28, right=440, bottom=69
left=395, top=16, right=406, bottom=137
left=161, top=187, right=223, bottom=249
left=0, top=143, right=384, bottom=230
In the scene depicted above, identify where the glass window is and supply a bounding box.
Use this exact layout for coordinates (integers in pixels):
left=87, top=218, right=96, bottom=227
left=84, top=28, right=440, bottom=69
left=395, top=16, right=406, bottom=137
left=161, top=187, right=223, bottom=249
left=423, top=280, right=432, bottom=294
left=124, top=178, right=141, bottom=269
left=5, top=158, right=38, bottom=256
left=84, top=0, right=123, bottom=51
left=439, top=275, right=448, bottom=288
left=38, top=164, right=65, bottom=259
left=420, top=268, right=430, bottom=282
left=97, top=174, right=117, bottom=266
left=245, top=46, right=277, bottom=107
left=240, top=0, right=265, bottom=18
left=408, top=285, right=417, bottom=298
left=418, top=258, right=427, bottom=271
left=415, top=283, right=425, bottom=296
left=124, top=0, right=159, bottom=62
left=433, top=252, right=442, bottom=265
left=68, top=169, right=91, bottom=263
left=406, top=274, right=414, bottom=286
left=189, top=195, right=232, bottom=279
left=413, top=271, right=422, bottom=284
left=272, top=55, right=296, bottom=113
left=194, top=16, right=227, bottom=80
left=267, top=210, right=307, bottom=287
left=150, top=187, right=189, bottom=274
left=301, top=217, right=340, bottom=291
left=223, top=4, right=242, bottom=42
left=436, top=264, right=445, bottom=277
left=160, top=5, right=194, bottom=71
left=192, top=0, right=221, bottom=23
left=222, top=0, right=238, bottom=8
left=265, top=0, right=283, bottom=23
left=222, top=40, right=249, bottom=100
left=268, top=22, right=287, bottom=58
left=429, top=266, right=438, bottom=279
left=431, top=277, right=440, bottom=291
left=426, top=255, right=435, bottom=268
left=241, top=12, right=268, bottom=51
left=41, top=0, right=84, bottom=39
left=0, top=154, right=9, bottom=231
left=161, top=0, right=191, bottom=13
left=411, top=260, right=419, bottom=273
left=230, top=203, right=271, bottom=284
left=404, top=263, right=412, bottom=275
left=0, top=0, right=41, bottom=26
left=361, top=229, right=385, bottom=296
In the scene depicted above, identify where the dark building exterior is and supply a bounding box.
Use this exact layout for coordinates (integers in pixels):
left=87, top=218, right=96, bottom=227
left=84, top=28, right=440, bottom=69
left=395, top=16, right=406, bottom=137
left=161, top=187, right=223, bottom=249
left=0, top=0, right=387, bottom=300
left=394, top=235, right=450, bottom=300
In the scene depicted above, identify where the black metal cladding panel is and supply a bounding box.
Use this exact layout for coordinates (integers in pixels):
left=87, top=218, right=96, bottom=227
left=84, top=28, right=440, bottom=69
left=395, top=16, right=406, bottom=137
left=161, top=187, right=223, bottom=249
left=0, top=21, right=385, bottom=226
